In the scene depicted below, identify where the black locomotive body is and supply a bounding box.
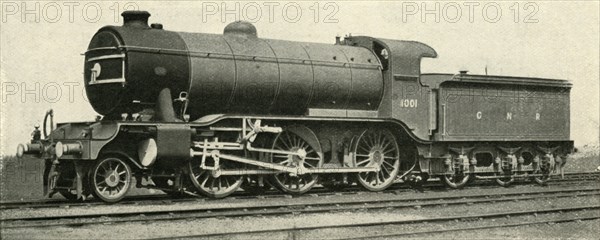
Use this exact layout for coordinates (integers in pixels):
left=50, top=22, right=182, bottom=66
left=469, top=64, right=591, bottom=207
left=17, top=11, right=573, bottom=202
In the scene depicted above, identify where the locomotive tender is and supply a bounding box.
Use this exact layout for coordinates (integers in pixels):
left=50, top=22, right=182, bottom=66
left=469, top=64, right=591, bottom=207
left=17, top=11, right=573, bottom=202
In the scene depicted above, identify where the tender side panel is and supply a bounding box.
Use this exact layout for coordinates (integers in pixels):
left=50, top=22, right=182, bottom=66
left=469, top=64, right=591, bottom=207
left=439, top=81, right=570, bottom=141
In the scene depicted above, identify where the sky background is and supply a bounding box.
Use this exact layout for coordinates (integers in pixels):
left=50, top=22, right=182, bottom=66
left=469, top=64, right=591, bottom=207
left=1, top=1, right=599, bottom=155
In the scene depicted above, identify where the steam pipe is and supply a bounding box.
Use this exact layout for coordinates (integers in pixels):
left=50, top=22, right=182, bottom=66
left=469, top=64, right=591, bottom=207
left=155, top=88, right=182, bottom=122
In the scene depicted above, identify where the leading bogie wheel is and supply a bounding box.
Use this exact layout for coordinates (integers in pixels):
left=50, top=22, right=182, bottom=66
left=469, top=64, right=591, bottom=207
left=90, top=157, right=132, bottom=203
left=188, top=157, right=243, bottom=198
left=54, top=161, right=90, bottom=201
left=270, top=126, right=323, bottom=194
left=353, top=128, right=401, bottom=191
left=58, top=189, right=79, bottom=201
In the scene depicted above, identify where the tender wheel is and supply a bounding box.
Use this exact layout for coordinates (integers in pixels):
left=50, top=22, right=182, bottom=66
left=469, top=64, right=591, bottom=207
left=353, top=129, right=400, bottom=191
left=91, top=157, right=132, bottom=203
left=533, top=172, right=550, bottom=185
left=495, top=173, right=514, bottom=187
left=533, top=155, right=552, bottom=185
left=188, top=157, right=243, bottom=198
left=442, top=173, right=471, bottom=189
left=270, top=126, right=323, bottom=194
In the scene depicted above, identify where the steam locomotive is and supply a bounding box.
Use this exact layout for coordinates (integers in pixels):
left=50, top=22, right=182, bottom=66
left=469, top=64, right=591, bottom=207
left=17, top=11, right=573, bottom=203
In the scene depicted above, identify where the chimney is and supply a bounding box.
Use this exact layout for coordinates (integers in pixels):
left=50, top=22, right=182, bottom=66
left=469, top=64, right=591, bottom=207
left=122, top=11, right=151, bottom=28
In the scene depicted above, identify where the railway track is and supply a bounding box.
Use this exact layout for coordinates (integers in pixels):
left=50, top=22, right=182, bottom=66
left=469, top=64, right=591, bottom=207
left=342, top=214, right=600, bottom=239
left=2, top=185, right=599, bottom=229
left=159, top=205, right=599, bottom=239
left=1, top=171, right=597, bottom=210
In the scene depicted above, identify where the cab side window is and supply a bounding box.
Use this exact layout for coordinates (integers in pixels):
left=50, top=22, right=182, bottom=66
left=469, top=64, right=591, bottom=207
left=373, top=43, right=389, bottom=71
